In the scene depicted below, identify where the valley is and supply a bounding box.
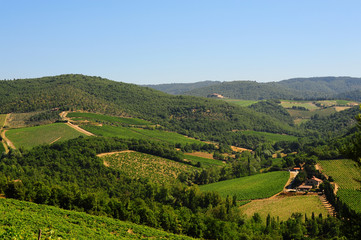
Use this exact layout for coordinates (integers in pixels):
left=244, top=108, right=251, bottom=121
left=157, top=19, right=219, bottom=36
left=0, top=74, right=360, bottom=239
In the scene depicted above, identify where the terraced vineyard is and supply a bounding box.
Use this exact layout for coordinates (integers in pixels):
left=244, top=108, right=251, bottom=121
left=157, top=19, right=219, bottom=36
left=241, top=195, right=328, bottom=221
left=5, top=123, right=86, bottom=149
left=99, top=151, right=196, bottom=184
left=336, top=189, right=361, bottom=213
left=318, top=159, right=361, bottom=213
left=199, top=171, right=289, bottom=200
left=0, top=198, right=194, bottom=239
left=317, top=160, right=361, bottom=190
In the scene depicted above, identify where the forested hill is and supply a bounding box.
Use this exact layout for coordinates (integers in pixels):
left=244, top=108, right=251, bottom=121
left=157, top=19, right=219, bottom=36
left=278, top=76, right=361, bottom=95
left=302, top=106, right=360, bottom=138
left=152, top=77, right=361, bottom=100
left=184, top=81, right=305, bottom=100
left=0, top=74, right=296, bottom=140
left=143, top=80, right=221, bottom=95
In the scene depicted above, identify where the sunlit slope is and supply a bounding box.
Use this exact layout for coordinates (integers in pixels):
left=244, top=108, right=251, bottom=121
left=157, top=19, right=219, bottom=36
left=0, top=198, right=195, bottom=239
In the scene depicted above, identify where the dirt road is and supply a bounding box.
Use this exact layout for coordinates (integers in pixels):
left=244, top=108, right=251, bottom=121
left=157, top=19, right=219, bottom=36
left=0, top=114, right=12, bottom=152
left=60, top=111, right=95, bottom=137
left=1, top=130, right=16, bottom=150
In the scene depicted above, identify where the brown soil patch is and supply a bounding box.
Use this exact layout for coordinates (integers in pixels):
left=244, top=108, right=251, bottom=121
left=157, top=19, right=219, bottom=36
left=185, top=151, right=214, bottom=159
left=97, top=150, right=135, bottom=157
left=334, top=106, right=351, bottom=112
left=0, top=114, right=10, bottom=153
left=231, top=146, right=252, bottom=152
left=272, top=152, right=287, bottom=158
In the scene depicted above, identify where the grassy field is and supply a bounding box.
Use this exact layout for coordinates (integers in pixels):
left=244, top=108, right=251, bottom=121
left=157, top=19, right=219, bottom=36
left=82, top=125, right=146, bottom=139
left=0, top=198, right=194, bottom=240
left=223, top=99, right=259, bottom=107
left=199, top=171, right=289, bottom=200
left=240, top=195, right=328, bottom=221
left=280, top=101, right=319, bottom=110
left=318, top=159, right=361, bottom=213
left=133, top=128, right=204, bottom=145
left=68, top=112, right=151, bottom=125
left=99, top=151, right=196, bottom=184
left=184, top=154, right=224, bottom=167
left=5, top=123, right=86, bottom=149
left=241, top=130, right=298, bottom=142
left=82, top=124, right=206, bottom=146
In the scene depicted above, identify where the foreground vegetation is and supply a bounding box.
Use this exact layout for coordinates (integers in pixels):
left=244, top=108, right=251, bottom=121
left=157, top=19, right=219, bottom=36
left=1, top=75, right=361, bottom=239
left=0, top=198, right=194, bottom=239
left=0, top=136, right=349, bottom=239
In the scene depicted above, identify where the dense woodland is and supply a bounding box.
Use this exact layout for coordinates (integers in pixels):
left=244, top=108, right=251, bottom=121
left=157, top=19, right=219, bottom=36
left=0, top=74, right=361, bottom=239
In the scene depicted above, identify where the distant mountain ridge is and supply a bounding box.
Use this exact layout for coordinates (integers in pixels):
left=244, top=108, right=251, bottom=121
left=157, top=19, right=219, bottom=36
left=143, top=80, right=221, bottom=95
left=145, top=76, right=361, bottom=100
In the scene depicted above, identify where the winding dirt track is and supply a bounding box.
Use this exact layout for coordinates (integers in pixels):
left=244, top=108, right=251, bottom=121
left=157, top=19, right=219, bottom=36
left=1, top=114, right=13, bottom=151
left=1, top=130, right=16, bottom=149
left=60, top=111, right=95, bottom=136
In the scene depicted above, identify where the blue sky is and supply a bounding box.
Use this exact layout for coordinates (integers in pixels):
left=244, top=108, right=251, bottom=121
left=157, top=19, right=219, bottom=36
left=1, top=0, right=361, bottom=84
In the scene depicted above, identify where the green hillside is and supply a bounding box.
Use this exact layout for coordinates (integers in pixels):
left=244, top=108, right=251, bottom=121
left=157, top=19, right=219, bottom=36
left=302, top=106, right=360, bottom=137
left=0, top=74, right=298, bottom=147
left=181, top=77, right=361, bottom=101
left=279, top=77, right=361, bottom=96
left=143, top=80, right=221, bottom=95
left=0, top=198, right=195, bottom=239
left=184, top=81, right=302, bottom=100
left=5, top=123, right=86, bottom=149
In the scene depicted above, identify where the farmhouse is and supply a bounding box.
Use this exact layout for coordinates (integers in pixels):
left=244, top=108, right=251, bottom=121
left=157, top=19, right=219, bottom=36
left=296, top=176, right=323, bottom=192
left=296, top=184, right=313, bottom=192
left=305, top=176, right=323, bottom=188
left=207, top=93, right=225, bottom=99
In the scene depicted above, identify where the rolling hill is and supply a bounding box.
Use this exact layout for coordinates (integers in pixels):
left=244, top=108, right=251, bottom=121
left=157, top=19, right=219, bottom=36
left=148, top=76, right=361, bottom=101
left=143, top=80, right=221, bottom=95
left=0, top=74, right=299, bottom=146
